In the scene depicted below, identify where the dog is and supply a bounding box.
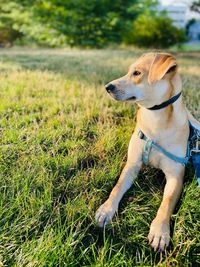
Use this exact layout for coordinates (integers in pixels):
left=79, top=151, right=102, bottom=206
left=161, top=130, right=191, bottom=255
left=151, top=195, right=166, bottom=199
left=95, top=52, right=200, bottom=251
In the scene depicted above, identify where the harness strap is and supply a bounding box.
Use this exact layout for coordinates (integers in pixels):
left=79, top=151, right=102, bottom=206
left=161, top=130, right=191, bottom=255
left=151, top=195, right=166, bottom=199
left=143, top=139, right=153, bottom=165
left=192, top=155, right=200, bottom=186
left=190, top=124, right=200, bottom=186
left=138, top=130, right=190, bottom=166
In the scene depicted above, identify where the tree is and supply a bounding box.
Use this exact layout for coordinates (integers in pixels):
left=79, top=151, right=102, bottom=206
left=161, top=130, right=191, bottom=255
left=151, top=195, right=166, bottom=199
left=124, top=11, right=186, bottom=48
left=0, top=0, right=184, bottom=48
left=0, top=0, right=159, bottom=47
left=32, top=0, right=142, bottom=47
left=0, top=0, right=67, bottom=47
left=191, top=0, right=200, bottom=13
left=0, top=1, right=23, bottom=46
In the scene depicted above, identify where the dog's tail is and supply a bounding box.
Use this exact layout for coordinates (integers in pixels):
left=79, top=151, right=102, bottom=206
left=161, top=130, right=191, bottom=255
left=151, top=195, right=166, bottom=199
left=186, top=108, right=200, bottom=131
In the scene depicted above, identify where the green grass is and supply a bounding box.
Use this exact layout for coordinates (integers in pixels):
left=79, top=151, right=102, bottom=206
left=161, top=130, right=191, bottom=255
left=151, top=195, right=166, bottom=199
left=0, top=48, right=199, bottom=266
left=171, top=43, right=200, bottom=52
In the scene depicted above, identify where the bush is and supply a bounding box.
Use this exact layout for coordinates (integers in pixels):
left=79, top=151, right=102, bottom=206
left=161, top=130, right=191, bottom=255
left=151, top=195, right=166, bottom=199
left=0, top=0, right=147, bottom=48
left=32, top=0, right=141, bottom=48
left=0, top=26, right=22, bottom=47
left=124, top=12, right=187, bottom=48
left=0, top=1, right=186, bottom=48
left=0, top=2, right=23, bottom=46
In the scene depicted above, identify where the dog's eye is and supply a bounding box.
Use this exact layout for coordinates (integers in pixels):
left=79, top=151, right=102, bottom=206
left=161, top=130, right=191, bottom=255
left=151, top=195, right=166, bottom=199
left=133, top=70, right=141, bottom=76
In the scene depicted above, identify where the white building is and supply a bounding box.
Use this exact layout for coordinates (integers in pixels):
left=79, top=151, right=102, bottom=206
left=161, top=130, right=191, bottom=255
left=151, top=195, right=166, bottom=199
left=159, top=0, right=200, bottom=41
left=158, top=4, right=187, bottom=28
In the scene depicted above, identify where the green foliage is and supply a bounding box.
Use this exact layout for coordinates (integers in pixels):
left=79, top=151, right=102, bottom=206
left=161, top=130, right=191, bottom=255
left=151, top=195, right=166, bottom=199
left=0, top=26, right=21, bottom=47
left=31, top=0, right=143, bottom=47
left=0, top=0, right=143, bottom=47
left=0, top=1, right=67, bottom=47
left=124, top=11, right=187, bottom=48
left=0, top=1, right=21, bottom=46
left=0, top=0, right=186, bottom=48
left=191, top=0, right=200, bottom=13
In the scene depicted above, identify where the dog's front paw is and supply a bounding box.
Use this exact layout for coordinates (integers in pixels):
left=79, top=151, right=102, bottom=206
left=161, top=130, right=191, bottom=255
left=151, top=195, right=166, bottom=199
left=95, top=200, right=118, bottom=227
left=148, top=219, right=170, bottom=252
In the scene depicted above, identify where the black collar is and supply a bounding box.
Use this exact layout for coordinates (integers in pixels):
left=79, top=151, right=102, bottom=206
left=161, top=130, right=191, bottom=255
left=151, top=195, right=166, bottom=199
left=148, top=92, right=182, bottom=111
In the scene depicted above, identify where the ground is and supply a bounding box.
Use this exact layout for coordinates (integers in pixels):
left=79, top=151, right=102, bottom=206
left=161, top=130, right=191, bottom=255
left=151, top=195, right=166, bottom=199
left=0, top=48, right=199, bottom=266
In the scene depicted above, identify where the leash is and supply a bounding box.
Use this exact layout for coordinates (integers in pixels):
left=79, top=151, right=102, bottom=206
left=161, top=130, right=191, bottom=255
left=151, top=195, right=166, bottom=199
left=138, top=92, right=200, bottom=186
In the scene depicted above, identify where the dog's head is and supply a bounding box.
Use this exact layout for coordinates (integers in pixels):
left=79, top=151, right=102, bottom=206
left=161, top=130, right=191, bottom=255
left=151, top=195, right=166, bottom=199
left=105, top=52, right=181, bottom=108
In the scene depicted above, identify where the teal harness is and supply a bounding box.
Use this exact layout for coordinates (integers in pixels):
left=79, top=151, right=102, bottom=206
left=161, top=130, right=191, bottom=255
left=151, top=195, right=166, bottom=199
left=138, top=130, right=190, bottom=166
left=139, top=92, right=200, bottom=186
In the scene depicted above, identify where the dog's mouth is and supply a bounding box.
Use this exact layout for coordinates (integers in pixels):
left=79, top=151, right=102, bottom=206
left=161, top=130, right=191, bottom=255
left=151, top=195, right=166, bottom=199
left=126, top=96, right=137, bottom=101
left=109, top=92, right=137, bottom=102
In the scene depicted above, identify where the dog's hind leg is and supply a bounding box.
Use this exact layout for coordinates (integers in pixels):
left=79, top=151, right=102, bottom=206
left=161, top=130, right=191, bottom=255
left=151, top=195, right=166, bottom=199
left=95, top=132, right=143, bottom=227
left=148, top=166, right=184, bottom=251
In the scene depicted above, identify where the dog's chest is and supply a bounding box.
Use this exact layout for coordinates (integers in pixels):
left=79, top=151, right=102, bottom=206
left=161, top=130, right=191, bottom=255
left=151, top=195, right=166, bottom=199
left=145, top=135, right=187, bottom=170
left=148, top=147, right=166, bottom=169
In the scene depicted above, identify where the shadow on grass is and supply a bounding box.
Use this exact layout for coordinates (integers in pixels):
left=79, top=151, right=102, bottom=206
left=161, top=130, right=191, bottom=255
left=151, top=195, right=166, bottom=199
left=0, top=48, right=199, bottom=265
left=77, top=164, right=198, bottom=266
left=1, top=49, right=200, bottom=88
left=0, top=50, right=130, bottom=86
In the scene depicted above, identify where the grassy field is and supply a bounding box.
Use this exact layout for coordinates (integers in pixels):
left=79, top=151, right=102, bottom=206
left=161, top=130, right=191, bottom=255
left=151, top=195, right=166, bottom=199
left=0, top=48, right=199, bottom=266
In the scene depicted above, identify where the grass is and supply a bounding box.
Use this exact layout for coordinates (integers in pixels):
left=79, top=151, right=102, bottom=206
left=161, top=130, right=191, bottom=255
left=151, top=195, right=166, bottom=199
left=0, top=47, right=199, bottom=266
left=171, top=43, right=200, bottom=52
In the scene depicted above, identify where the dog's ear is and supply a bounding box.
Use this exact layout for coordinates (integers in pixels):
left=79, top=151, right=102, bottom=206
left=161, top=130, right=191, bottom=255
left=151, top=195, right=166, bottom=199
left=148, top=54, right=177, bottom=85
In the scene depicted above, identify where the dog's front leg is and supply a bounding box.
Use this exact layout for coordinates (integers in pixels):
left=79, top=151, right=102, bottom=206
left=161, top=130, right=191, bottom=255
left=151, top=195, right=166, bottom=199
left=148, top=167, right=184, bottom=251
left=95, top=132, right=143, bottom=227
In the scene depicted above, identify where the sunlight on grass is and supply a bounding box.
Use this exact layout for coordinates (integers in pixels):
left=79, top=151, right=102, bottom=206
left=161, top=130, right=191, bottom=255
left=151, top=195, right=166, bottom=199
left=0, top=48, right=199, bottom=266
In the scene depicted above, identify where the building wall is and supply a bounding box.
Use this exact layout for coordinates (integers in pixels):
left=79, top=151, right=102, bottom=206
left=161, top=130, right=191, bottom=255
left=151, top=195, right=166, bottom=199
left=158, top=4, right=187, bottom=28
left=158, top=2, right=200, bottom=41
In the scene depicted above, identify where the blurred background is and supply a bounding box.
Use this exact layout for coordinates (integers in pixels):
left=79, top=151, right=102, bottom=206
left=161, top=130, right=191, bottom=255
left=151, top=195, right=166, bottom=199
left=0, top=0, right=200, bottom=50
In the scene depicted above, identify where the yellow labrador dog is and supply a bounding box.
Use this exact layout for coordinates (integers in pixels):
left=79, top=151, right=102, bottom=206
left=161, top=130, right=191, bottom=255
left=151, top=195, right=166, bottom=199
left=95, top=52, right=200, bottom=251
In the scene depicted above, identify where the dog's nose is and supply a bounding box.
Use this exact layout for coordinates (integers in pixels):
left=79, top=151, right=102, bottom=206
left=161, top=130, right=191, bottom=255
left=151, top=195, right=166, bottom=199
left=105, top=83, right=116, bottom=93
